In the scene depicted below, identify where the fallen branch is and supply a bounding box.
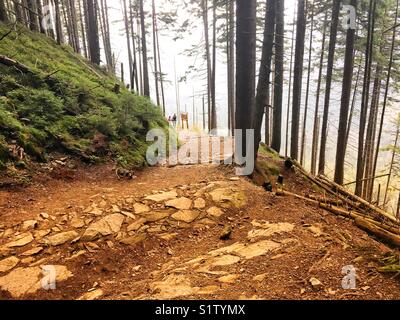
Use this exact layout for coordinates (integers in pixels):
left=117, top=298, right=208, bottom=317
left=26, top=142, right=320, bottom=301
left=0, top=55, right=33, bottom=74
left=305, top=193, right=344, bottom=207
left=318, top=175, right=398, bottom=224
left=276, top=189, right=400, bottom=240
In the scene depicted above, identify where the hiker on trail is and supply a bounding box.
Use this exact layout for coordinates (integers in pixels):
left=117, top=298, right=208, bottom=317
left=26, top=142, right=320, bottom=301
left=168, top=115, right=172, bottom=127
left=172, top=114, right=177, bottom=128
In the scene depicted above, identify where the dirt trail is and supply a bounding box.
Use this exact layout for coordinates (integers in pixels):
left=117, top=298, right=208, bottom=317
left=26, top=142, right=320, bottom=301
left=0, top=134, right=399, bottom=300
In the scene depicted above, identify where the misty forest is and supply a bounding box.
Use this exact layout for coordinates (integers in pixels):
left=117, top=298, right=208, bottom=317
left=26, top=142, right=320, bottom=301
left=0, top=0, right=399, bottom=301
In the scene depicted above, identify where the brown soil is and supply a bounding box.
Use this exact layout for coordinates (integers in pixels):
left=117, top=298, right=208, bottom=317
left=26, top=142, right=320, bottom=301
left=0, top=140, right=399, bottom=300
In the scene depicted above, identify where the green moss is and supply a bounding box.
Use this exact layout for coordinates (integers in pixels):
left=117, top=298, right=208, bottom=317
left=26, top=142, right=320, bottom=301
left=0, top=23, right=167, bottom=171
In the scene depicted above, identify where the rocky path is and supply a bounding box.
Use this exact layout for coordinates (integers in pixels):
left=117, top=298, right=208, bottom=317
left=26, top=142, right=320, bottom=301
left=0, top=136, right=399, bottom=300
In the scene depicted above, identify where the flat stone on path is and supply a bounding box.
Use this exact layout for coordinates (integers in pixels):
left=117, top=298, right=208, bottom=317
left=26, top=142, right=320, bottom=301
left=81, top=214, right=125, bottom=241
left=207, top=207, right=224, bottom=218
left=0, top=256, right=20, bottom=273
left=127, top=218, right=147, bottom=232
left=194, top=198, right=206, bottom=209
left=140, top=211, right=170, bottom=222
left=171, top=210, right=200, bottom=223
left=133, top=203, right=151, bottom=214
left=165, top=197, right=192, bottom=210
left=145, top=191, right=178, bottom=203
left=77, top=289, right=104, bottom=300
left=22, top=220, right=38, bottom=231
left=45, top=231, right=79, bottom=246
left=20, top=247, right=44, bottom=257
left=218, top=274, right=240, bottom=284
left=4, top=233, right=34, bottom=248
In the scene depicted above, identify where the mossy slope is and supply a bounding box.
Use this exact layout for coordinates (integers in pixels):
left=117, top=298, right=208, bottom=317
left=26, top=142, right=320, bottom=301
left=0, top=23, right=167, bottom=170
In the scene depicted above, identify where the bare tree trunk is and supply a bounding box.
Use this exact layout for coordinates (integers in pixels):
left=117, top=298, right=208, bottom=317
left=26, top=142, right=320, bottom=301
left=371, top=0, right=399, bottom=200
left=334, top=0, right=357, bottom=185
left=254, top=0, right=276, bottom=158
left=210, top=0, right=217, bottom=130
left=77, top=0, right=88, bottom=58
left=202, top=0, right=212, bottom=131
left=151, top=0, right=160, bottom=105
left=54, top=0, right=64, bottom=44
left=236, top=0, right=256, bottom=161
left=310, top=10, right=327, bottom=175
left=300, top=0, right=314, bottom=166
left=290, top=0, right=306, bottom=160
left=14, top=0, right=23, bottom=23
left=139, top=0, right=150, bottom=97
left=226, top=0, right=235, bottom=136
left=27, top=0, right=39, bottom=31
left=285, top=3, right=296, bottom=157
left=122, top=0, right=134, bottom=89
left=271, top=0, right=284, bottom=153
left=356, top=0, right=376, bottom=196
left=129, top=0, right=139, bottom=92
left=86, top=0, right=100, bottom=65
left=318, top=0, right=340, bottom=174
left=384, top=118, right=399, bottom=205
left=0, top=0, right=9, bottom=22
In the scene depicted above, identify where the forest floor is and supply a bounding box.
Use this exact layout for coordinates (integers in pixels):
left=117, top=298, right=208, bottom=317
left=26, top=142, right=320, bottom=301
left=0, top=132, right=399, bottom=300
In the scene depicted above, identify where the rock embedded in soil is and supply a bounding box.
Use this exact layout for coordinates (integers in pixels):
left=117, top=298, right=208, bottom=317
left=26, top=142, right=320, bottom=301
left=81, top=214, right=125, bottom=241
left=207, top=207, right=224, bottom=218
left=171, top=210, right=200, bottom=223
left=4, top=232, right=34, bottom=248
left=145, top=191, right=178, bottom=203
left=139, top=211, right=170, bottom=222
left=127, top=218, right=147, bottom=232
left=193, top=198, right=206, bottom=209
left=309, top=277, right=323, bottom=290
left=165, top=197, right=192, bottom=210
left=45, top=231, right=80, bottom=246
left=77, top=289, right=104, bottom=300
left=20, top=247, right=43, bottom=257
left=21, top=220, right=38, bottom=231
left=120, top=234, right=146, bottom=246
left=218, top=274, right=240, bottom=284
left=0, top=256, right=20, bottom=273
left=133, top=203, right=151, bottom=214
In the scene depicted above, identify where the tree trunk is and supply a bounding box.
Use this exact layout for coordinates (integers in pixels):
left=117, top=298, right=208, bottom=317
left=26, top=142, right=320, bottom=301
left=227, top=0, right=235, bottom=136
left=139, top=0, right=150, bottom=97
left=122, top=0, right=134, bottom=89
left=54, top=0, right=64, bottom=44
left=202, top=0, right=212, bottom=131
left=210, top=1, right=217, bottom=130
left=271, top=0, right=284, bottom=153
left=371, top=0, right=399, bottom=201
left=285, top=3, right=296, bottom=157
left=310, top=10, right=327, bottom=176
left=300, top=0, right=314, bottom=166
left=151, top=0, right=160, bottom=105
left=334, top=0, right=357, bottom=185
left=78, top=0, right=88, bottom=58
left=290, top=0, right=306, bottom=160
left=86, top=0, right=100, bottom=65
left=0, top=0, right=8, bottom=22
left=254, top=0, right=276, bottom=159
left=356, top=0, right=376, bottom=196
left=14, top=0, right=23, bottom=23
left=318, top=0, right=340, bottom=174
left=27, top=0, right=39, bottom=31
left=235, top=0, right=256, bottom=161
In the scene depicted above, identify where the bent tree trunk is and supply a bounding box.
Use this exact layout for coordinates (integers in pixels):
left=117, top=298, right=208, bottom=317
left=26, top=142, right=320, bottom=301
left=254, top=0, right=276, bottom=159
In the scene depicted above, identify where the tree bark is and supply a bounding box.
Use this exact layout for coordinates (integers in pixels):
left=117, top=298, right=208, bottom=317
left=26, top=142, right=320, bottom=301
left=318, top=0, right=340, bottom=174
left=271, top=0, right=284, bottom=153
left=86, top=0, right=100, bottom=65
left=139, top=0, right=150, bottom=97
left=334, top=0, right=357, bottom=185
left=254, top=0, right=276, bottom=159
left=290, top=0, right=306, bottom=160
left=235, top=0, right=256, bottom=161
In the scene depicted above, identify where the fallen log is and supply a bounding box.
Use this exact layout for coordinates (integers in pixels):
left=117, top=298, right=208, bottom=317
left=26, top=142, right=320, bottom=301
left=276, top=189, right=400, bottom=237
left=292, top=160, right=399, bottom=225
left=0, top=55, right=33, bottom=74
left=318, top=175, right=398, bottom=224
left=305, top=193, right=344, bottom=207
left=355, top=217, right=400, bottom=247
